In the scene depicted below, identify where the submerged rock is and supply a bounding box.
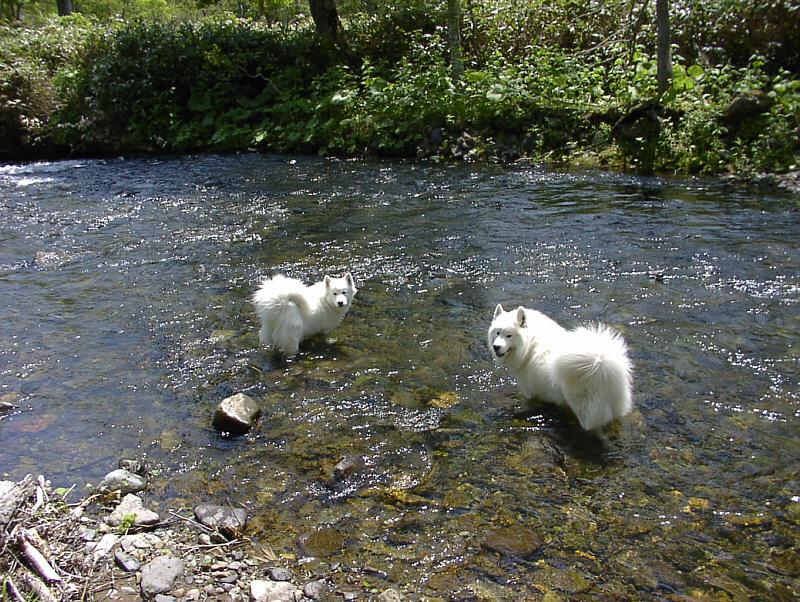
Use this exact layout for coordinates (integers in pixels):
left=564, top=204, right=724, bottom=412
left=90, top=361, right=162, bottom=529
left=479, top=524, right=544, bottom=558
left=212, top=393, right=261, bottom=435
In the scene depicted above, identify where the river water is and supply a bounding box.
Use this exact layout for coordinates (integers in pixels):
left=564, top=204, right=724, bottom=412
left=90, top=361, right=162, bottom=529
left=1, top=154, right=798, bottom=599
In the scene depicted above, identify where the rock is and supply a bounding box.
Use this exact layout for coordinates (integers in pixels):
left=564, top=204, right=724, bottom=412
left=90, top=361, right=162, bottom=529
left=724, top=90, right=773, bottom=124
left=98, top=469, right=147, bottom=494
left=120, top=532, right=162, bottom=552
left=249, top=580, right=296, bottom=602
left=451, top=132, right=477, bottom=160
left=115, top=550, right=141, bottom=572
left=266, top=567, right=292, bottom=581
left=377, top=589, right=406, bottom=602
left=479, top=524, right=544, bottom=558
left=194, top=505, right=247, bottom=540
left=298, top=527, right=345, bottom=557
left=327, top=454, right=367, bottom=490
left=140, top=556, right=185, bottom=596
left=93, top=533, right=119, bottom=559
left=118, top=457, right=148, bottom=476
left=212, top=393, right=261, bottom=435
left=611, top=101, right=661, bottom=144
left=106, top=493, right=160, bottom=527
left=303, top=581, right=327, bottom=600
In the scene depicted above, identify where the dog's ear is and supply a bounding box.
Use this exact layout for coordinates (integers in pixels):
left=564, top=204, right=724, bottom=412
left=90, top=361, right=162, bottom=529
left=494, top=304, right=504, bottom=318
left=324, top=275, right=332, bottom=288
left=516, top=307, right=527, bottom=327
left=345, top=272, right=355, bottom=287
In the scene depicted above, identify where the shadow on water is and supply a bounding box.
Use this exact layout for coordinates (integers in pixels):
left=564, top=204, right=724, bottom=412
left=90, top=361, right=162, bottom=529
left=1, top=154, right=799, bottom=598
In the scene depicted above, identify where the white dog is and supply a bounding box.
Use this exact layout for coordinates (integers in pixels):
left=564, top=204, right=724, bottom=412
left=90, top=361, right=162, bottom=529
left=488, top=304, right=632, bottom=431
left=252, top=273, right=357, bottom=357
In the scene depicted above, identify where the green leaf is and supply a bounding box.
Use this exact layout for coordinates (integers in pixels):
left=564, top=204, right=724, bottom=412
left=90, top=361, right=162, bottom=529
left=187, top=89, right=211, bottom=112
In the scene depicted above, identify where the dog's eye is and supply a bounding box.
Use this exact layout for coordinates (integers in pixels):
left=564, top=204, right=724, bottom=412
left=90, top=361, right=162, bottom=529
left=505, top=334, right=511, bottom=338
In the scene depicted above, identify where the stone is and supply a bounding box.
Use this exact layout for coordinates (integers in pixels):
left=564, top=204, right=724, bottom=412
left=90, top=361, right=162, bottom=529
left=297, top=527, right=345, bottom=557
left=266, top=567, right=292, bottom=581
left=115, top=550, right=141, bottom=572
left=107, top=493, right=160, bottom=527
left=724, top=90, right=773, bottom=124
left=93, top=533, right=119, bottom=559
left=140, top=556, right=185, bottom=596
left=98, top=469, right=147, bottom=494
left=194, top=505, right=247, bottom=540
left=212, top=393, right=261, bottom=435
left=303, top=581, right=326, bottom=600
left=249, top=580, right=296, bottom=602
left=377, top=589, right=405, bottom=602
left=479, top=525, right=543, bottom=558
left=120, top=532, right=162, bottom=551
left=611, top=101, right=661, bottom=144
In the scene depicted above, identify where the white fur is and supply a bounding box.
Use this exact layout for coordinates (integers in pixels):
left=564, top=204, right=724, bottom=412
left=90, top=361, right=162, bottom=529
left=252, top=273, right=357, bottom=357
left=488, top=304, right=632, bottom=431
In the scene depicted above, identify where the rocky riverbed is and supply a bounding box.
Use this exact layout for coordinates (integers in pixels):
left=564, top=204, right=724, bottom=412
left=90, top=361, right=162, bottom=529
left=0, top=472, right=406, bottom=602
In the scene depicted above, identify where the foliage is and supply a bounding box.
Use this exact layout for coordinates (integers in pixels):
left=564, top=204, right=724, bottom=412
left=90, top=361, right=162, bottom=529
left=0, top=1, right=798, bottom=174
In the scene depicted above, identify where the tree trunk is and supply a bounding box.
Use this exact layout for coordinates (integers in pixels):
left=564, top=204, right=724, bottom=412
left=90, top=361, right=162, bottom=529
left=447, top=0, right=464, bottom=78
left=308, top=0, right=341, bottom=41
left=57, top=0, right=73, bottom=16
left=656, top=0, right=672, bottom=94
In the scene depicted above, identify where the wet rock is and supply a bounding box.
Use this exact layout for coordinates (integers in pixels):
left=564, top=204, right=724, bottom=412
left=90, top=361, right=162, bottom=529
left=212, top=393, right=261, bottom=435
left=451, top=132, right=477, bottom=160
left=327, top=454, right=367, bottom=489
left=118, top=457, right=148, bottom=476
left=298, top=527, right=345, bottom=557
left=106, top=493, right=160, bottom=527
left=303, top=581, right=327, bottom=600
left=479, top=524, right=544, bottom=558
left=141, top=556, right=185, bottom=596
left=98, top=468, right=147, bottom=494
left=194, top=504, right=247, bottom=540
left=249, top=580, right=296, bottom=601
left=266, top=566, right=292, bottom=581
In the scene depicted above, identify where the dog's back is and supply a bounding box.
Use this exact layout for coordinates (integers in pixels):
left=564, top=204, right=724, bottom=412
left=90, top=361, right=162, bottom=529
left=550, top=324, right=632, bottom=430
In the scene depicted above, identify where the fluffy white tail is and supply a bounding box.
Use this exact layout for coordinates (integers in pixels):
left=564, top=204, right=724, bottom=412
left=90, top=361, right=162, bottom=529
left=550, top=324, right=633, bottom=430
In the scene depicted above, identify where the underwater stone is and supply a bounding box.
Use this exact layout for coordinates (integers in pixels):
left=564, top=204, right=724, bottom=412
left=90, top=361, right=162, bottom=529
left=212, top=393, right=261, bottom=435
left=479, top=525, right=543, bottom=558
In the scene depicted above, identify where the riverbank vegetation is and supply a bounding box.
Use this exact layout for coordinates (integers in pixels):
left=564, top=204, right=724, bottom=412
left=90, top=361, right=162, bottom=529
left=1, top=0, right=799, bottom=175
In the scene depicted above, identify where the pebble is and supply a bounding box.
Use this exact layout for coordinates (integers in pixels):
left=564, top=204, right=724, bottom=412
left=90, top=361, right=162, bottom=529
left=114, top=550, right=141, bottom=572
left=303, top=581, right=327, bottom=600
left=266, top=566, right=292, bottom=581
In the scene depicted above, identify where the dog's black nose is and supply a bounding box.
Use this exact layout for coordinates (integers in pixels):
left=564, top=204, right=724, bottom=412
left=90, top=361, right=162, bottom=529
left=493, top=345, right=501, bottom=353
left=338, top=300, right=345, bottom=307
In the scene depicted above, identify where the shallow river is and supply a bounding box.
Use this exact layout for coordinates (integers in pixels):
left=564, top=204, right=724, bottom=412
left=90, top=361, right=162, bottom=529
left=1, top=154, right=798, bottom=599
